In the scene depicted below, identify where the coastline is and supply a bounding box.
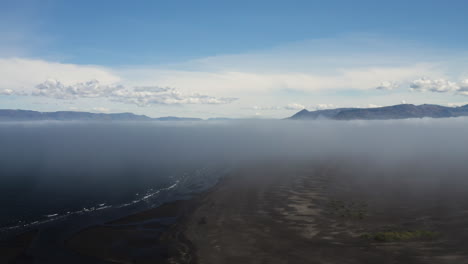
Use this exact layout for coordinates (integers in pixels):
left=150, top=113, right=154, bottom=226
left=172, top=161, right=468, bottom=263
left=64, top=174, right=229, bottom=264
left=0, top=172, right=220, bottom=264
left=5, top=161, right=468, bottom=263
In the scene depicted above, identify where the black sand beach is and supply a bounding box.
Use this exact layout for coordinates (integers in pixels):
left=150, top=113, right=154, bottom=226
left=58, top=160, right=468, bottom=264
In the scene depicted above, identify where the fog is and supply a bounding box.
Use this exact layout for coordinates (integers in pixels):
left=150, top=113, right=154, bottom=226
left=1, top=118, right=468, bottom=228
left=2, top=118, right=468, bottom=161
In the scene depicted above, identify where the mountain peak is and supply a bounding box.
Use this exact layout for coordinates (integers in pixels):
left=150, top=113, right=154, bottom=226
left=289, top=104, right=468, bottom=120
left=0, top=109, right=201, bottom=122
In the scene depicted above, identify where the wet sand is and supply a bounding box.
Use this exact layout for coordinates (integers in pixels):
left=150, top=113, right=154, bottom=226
left=70, top=161, right=468, bottom=263
left=65, top=200, right=196, bottom=264
left=0, top=229, right=38, bottom=263
left=174, top=162, right=468, bottom=264
left=8, top=160, right=468, bottom=263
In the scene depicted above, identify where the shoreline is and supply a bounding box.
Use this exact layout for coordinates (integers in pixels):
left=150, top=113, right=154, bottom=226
left=0, top=173, right=223, bottom=264
left=173, top=162, right=468, bottom=263
left=64, top=174, right=229, bottom=264
left=4, top=161, right=468, bottom=263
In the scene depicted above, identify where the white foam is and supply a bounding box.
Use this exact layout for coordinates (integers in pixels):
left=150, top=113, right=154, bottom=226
left=1, top=178, right=185, bottom=233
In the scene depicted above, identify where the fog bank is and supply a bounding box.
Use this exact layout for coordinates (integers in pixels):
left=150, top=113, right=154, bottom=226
left=1, top=118, right=468, bottom=228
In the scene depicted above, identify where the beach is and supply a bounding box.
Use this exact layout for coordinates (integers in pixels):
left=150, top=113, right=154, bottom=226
left=173, top=161, right=468, bottom=263
left=4, top=160, right=468, bottom=263
left=65, top=160, right=468, bottom=264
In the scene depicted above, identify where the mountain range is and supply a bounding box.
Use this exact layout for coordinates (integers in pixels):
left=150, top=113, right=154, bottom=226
left=2, top=104, right=468, bottom=121
left=0, top=109, right=202, bottom=121
left=289, top=104, right=468, bottom=120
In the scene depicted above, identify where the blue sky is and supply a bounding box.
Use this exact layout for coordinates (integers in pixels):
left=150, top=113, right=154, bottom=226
left=1, top=0, right=468, bottom=118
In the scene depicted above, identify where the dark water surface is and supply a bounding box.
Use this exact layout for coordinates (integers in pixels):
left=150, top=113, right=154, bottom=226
left=2, top=118, right=468, bottom=235
left=0, top=121, right=228, bottom=234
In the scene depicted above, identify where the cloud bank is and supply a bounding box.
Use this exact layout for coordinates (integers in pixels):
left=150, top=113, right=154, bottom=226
left=1, top=35, right=468, bottom=118
left=284, top=103, right=306, bottom=110
left=29, top=79, right=238, bottom=106
left=0, top=58, right=237, bottom=107
left=410, top=78, right=468, bottom=96
left=376, top=81, right=399, bottom=91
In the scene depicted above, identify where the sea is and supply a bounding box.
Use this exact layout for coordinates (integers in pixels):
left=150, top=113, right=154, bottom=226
left=0, top=121, right=229, bottom=236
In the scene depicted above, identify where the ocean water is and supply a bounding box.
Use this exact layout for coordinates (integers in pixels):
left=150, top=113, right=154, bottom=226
left=0, top=121, right=226, bottom=234
left=2, top=118, right=468, bottom=235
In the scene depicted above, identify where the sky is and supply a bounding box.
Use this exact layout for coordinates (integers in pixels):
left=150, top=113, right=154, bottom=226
left=1, top=0, right=468, bottom=118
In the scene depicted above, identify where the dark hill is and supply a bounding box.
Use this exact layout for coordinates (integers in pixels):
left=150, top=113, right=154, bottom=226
left=0, top=109, right=202, bottom=121
left=289, top=104, right=468, bottom=120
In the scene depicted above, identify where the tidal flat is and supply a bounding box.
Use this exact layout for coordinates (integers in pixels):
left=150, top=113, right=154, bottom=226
left=66, top=160, right=468, bottom=264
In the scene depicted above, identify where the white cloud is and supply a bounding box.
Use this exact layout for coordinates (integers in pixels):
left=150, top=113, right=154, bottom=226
left=284, top=103, right=305, bottom=110
left=0, top=58, right=238, bottom=106
left=33, top=79, right=122, bottom=99
left=257, top=103, right=391, bottom=111
left=457, top=79, right=468, bottom=96
left=0, top=58, right=120, bottom=92
left=410, top=78, right=459, bottom=93
left=31, top=79, right=237, bottom=106
left=249, top=103, right=305, bottom=111
left=1, top=35, right=467, bottom=118
left=249, top=105, right=282, bottom=111
left=408, top=78, right=468, bottom=96
left=118, top=64, right=438, bottom=96
left=0, top=44, right=449, bottom=113
left=313, top=104, right=336, bottom=110
left=111, top=86, right=237, bottom=106
left=0, top=88, right=14, bottom=95
left=376, top=81, right=399, bottom=91
left=447, top=102, right=468, bottom=107
left=0, top=88, right=27, bottom=96
left=92, top=107, right=110, bottom=113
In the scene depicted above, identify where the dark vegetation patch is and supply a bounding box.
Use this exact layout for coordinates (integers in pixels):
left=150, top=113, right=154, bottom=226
left=328, top=199, right=368, bottom=220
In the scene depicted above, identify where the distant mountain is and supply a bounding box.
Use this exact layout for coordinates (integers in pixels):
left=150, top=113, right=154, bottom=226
left=289, top=104, right=468, bottom=120
left=0, top=109, right=202, bottom=121
left=207, top=117, right=236, bottom=121
left=4, top=104, right=468, bottom=122
left=156, top=116, right=203, bottom=121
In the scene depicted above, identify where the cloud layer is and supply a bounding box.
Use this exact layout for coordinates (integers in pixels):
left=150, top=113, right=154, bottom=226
left=29, top=79, right=238, bottom=106
left=111, top=85, right=238, bottom=106
left=33, top=79, right=122, bottom=99
left=376, top=81, right=399, bottom=91
left=1, top=35, right=468, bottom=118
left=410, top=78, right=468, bottom=95
left=284, top=103, right=305, bottom=110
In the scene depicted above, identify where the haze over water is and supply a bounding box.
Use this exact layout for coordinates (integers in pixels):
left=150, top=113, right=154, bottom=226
left=1, top=118, right=468, bottom=232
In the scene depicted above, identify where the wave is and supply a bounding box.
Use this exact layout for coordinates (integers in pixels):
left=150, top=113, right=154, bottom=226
left=0, top=178, right=183, bottom=234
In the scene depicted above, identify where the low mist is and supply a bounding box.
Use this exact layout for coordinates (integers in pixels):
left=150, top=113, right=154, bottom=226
left=1, top=118, right=468, bottom=228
